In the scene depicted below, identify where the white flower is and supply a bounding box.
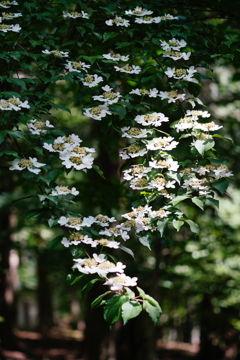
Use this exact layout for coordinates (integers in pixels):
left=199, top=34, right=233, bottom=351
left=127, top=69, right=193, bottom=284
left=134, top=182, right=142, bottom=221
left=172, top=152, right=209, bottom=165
left=73, top=253, right=126, bottom=277
left=83, top=104, right=112, bottom=120
left=0, top=1, right=18, bottom=8
left=27, top=119, right=54, bottom=135
left=121, top=126, right=151, bottom=139
left=106, top=16, right=130, bottom=27
left=129, top=88, right=158, bottom=97
left=119, top=144, right=148, bottom=160
left=173, top=116, right=196, bottom=132
left=58, top=215, right=95, bottom=230
left=62, top=233, right=93, bottom=247
left=99, top=226, right=130, bottom=241
left=130, top=177, right=150, bottom=190
left=114, top=64, right=141, bottom=74
left=9, top=157, right=46, bottom=175
left=102, top=53, right=129, bottom=62
left=122, top=165, right=151, bottom=181
left=185, top=110, right=211, bottom=119
left=125, top=7, right=153, bottom=16
left=159, top=90, right=185, bottom=103
left=63, top=11, right=89, bottom=19
left=149, top=157, right=179, bottom=171
left=194, top=121, right=223, bottom=132
left=1, top=97, right=29, bottom=111
left=43, top=134, right=82, bottom=153
left=42, top=49, right=69, bottom=57
left=50, top=186, right=79, bottom=196
left=165, top=66, right=198, bottom=83
left=160, top=14, right=178, bottom=20
left=122, top=205, right=152, bottom=221
left=182, top=177, right=208, bottom=191
left=134, top=112, right=169, bottom=126
left=92, top=85, right=122, bottom=105
left=60, top=152, right=94, bottom=171
left=0, top=23, right=20, bottom=32
left=104, top=273, right=138, bottom=291
left=213, top=165, right=233, bottom=178
left=163, top=50, right=191, bottom=61
left=80, top=74, right=103, bottom=87
left=149, top=209, right=171, bottom=219
left=91, top=238, right=120, bottom=249
left=135, top=16, right=161, bottom=24
left=160, top=38, right=187, bottom=51
left=94, top=214, right=116, bottom=227
left=149, top=177, right=175, bottom=191
left=1, top=12, right=22, bottom=20
left=146, top=137, right=178, bottom=151
left=65, top=60, right=90, bottom=73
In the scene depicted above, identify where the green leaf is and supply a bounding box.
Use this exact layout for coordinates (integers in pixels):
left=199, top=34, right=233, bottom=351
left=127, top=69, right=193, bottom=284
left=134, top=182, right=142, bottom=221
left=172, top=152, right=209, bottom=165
left=109, top=104, right=126, bottom=120
left=207, top=197, right=219, bottom=208
left=91, top=291, right=112, bottom=308
left=48, top=218, right=59, bottom=227
left=103, top=32, right=118, bottom=42
left=66, top=273, right=85, bottom=285
left=92, top=165, right=105, bottom=179
left=170, top=194, right=190, bottom=207
left=47, top=168, right=65, bottom=184
left=138, top=235, right=151, bottom=250
left=25, top=209, right=42, bottom=220
left=103, top=295, right=128, bottom=325
left=115, top=42, right=132, bottom=49
left=121, top=301, right=142, bottom=325
left=157, top=219, right=169, bottom=236
left=194, top=139, right=215, bottom=156
left=81, top=278, right=100, bottom=298
left=212, top=134, right=233, bottom=143
left=137, top=287, right=146, bottom=299
left=49, top=102, right=71, bottom=113
left=0, top=130, right=8, bottom=144
left=7, top=78, right=26, bottom=90
left=185, top=219, right=200, bottom=234
left=212, top=178, right=229, bottom=195
left=191, top=197, right=205, bottom=210
left=0, top=150, right=18, bottom=157
left=143, top=299, right=161, bottom=325
left=172, top=220, right=184, bottom=231
left=119, top=244, right=135, bottom=258
left=47, top=235, right=63, bottom=249
left=8, top=130, right=26, bottom=140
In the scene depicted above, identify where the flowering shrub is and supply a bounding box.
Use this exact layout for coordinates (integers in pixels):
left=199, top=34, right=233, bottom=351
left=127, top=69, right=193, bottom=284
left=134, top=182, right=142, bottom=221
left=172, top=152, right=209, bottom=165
left=0, top=0, right=233, bottom=326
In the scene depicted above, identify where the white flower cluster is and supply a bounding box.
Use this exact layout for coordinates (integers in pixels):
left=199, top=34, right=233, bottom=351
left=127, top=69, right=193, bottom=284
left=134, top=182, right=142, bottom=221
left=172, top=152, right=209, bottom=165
left=0, top=97, right=29, bottom=111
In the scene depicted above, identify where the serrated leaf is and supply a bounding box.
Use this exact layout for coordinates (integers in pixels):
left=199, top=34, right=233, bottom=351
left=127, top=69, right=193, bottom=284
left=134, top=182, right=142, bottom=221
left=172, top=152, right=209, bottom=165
left=172, top=220, right=184, bottom=231
left=47, top=235, right=63, bottom=249
left=121, top=301, right=142, bottom=325
left=103, top=32, right=118, bottom=42
left=91, top=291, right=112, bottom=309
left=66, top=273, right=85, bottom=285
left=157, top=219, right=169, bottom=236
left=194, top=139, right=215, bottom=156
left=212, top=178, right=229, bottom=195
left=143, top=299, right=161, bottom=325
left=185, top=219, right=200, bottom=234
left=119, top=244, right=135, bottom=258
left=192, top=197, right=205, bottom=210
left=103, top=295, right=128, bottom=325
left=81, top=279, right=100, bottom=298
left=170, top=194, right=190, bottom=207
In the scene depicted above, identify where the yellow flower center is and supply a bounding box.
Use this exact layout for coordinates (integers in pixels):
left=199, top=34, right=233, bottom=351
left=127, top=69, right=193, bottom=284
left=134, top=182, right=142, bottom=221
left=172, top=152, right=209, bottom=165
left=85, top=75, right=94, bottom=83
left=144, top=114, right=158, bottom=122
left=127, top=127, right=141, bottom=136
left=0, top=100, right=10, bottom=108
left=112, top=276, right=126, bottom=283
left=218, top=165, right=229, bottom=171
left=69, top=233, right=85, bottom=242
left=156, top=209, right=166, bottom=216
left=69, top=156, right=83, bottom=164
left=68, top=217, right=82, bottom=226
left=111, top=54, right=121, bottom=59
left=179, top=117, right=191, bottom=123
left=155, top=177, right=167, bottom=186
left=90, top=106, right=102, bottom=115
left=103, top=91, right=117, bottom=100
left=8, top=98, right=21, bottom=106
left=58, top=186, right=71, bottom=193
left=126, top=211, right=138, bottom=218
left=127, top=144, right=141, bottom=154
left=83, top=259, right=98, bottom=267
left=204, top=122, right=215, bottom=130
left=96, top=215, right=108, bottom=223
left=132, top=10, right=143, bottom=14
left=143, top=16, right=152, bottom=20
left=53, top=143, right=65, bottom=151
left=71, top=12, right=82, bottom=17
left=183, top=168, right=191, bottom=175
left=71, top=61, right=82, bottom=69
left=174, top=69, right=187, bottom=77
left=33, top=121, right=45, bottom=129
left=122, top=65, right=133, bottom=71
left=169, top=41, right=180, bottom=47
left=154, top=139, right=169, bottom=148
left=205, top=165, right=216, bottom=170
left=139, top=89, right=150, bottom=95
left=137, top=206, right=144, bottom=211
left=19, top=159, right=33, bottom=168
left=0, top=24, right=12, bottom=29
left=98, top=238, right=109, bottom=246
left=157, top=160, right=170, bottom=167
left=135, top=178, right=148, bottom=187
left=64, top=136, right=74, bottom=143
left=132, top=165, right=144, bottom=174
left=124, top=220, right=136, bottom=228
left=142, top=217, right=149, bottom=225
left=3, top=13, right=14, bottom=19
left=166, top=50, right=181, bottom=57
left=167, top=90, right=178, bottom=98
left=98, top=261, right=115, bottom=269
left=112, top=18, right=124, bottom=24
left=73, top=146, right=86, bottom=155
left=51, top=50, right=63, bottom=56
left=191, top=111, right=203, bottom=116
left=110, top=227, right=120, bottom=234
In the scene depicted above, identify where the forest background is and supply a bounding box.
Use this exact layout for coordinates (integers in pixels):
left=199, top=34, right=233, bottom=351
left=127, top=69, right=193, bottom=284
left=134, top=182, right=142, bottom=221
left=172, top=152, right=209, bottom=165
left=0, top=0, right=240, bottom=360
